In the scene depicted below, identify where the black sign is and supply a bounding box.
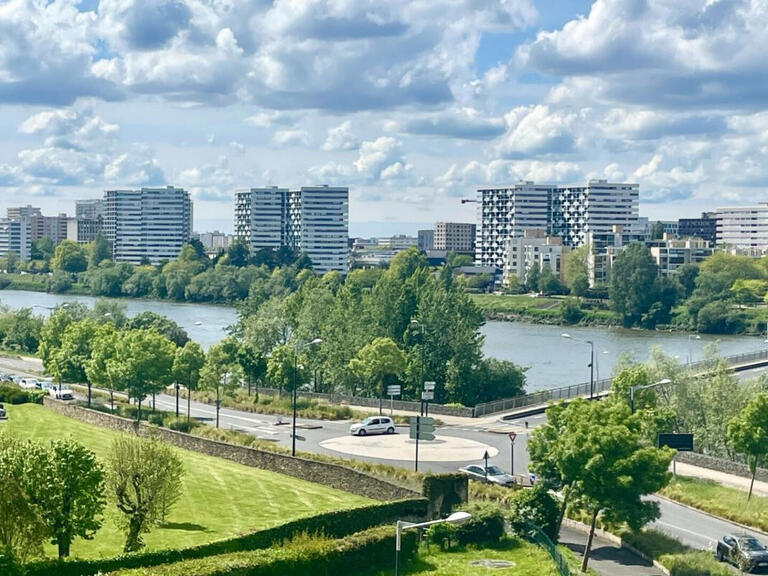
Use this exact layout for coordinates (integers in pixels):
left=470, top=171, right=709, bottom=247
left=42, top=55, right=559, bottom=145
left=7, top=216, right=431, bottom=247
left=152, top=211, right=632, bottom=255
left=658, top=433, right=693, bottom=452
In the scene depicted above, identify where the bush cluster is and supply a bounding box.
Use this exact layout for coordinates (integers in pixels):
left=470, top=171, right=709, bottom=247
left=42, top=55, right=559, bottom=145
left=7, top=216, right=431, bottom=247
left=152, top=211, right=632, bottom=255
left=0, top=383, right=44, bottom=405
left=507, top=485, right=560, bottom=542
left=661, top=551, right=734, bottom=576
left=454, top=503, right=505, bottom=547
left=24, top=498, right=427, bottom=576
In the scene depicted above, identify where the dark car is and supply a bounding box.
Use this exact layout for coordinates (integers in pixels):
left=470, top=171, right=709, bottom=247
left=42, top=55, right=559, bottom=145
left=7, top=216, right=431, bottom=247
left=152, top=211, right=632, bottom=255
left=717, top=534, right=768, bottom=572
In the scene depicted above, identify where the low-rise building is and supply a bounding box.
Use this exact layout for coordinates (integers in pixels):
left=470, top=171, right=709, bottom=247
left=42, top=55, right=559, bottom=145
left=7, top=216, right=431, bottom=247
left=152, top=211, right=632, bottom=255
left=586, top=225, right=647, bottom=286
left=434, top=222, right=475, bottom=254
left=716, top=204, right=768, bottom=252
left=678, top=212, right=716, bottom=245
left=504, top=229, right=569, bottom=286
left=418, top=229, right=434, bottom=252
left=649, top=237, right=713, bottom=275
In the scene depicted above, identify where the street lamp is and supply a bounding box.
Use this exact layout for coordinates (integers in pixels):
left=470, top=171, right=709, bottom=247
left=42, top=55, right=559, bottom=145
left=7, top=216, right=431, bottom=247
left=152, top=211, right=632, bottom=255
left=395, top=512, right=471, bottom=576
left=291, top=337, right=322, bottom=456
left=687, top=334, right=701, bottom=364
left=630, top=378, right=671, bottom=413
left=562, top=333, right=595, bottom=399
left=216, top=371, right=230, bottom=428
left=410, top=319, right=426, bottom=416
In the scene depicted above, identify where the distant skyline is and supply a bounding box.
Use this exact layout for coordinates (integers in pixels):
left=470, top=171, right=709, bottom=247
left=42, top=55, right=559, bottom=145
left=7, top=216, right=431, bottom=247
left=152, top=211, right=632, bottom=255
left=1, top=1, right=767, bottom=234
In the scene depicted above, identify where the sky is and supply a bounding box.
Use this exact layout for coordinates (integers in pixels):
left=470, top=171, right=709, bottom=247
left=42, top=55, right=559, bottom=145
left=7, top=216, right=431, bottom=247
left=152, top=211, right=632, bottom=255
left=0, top=0, right=767, bottom=236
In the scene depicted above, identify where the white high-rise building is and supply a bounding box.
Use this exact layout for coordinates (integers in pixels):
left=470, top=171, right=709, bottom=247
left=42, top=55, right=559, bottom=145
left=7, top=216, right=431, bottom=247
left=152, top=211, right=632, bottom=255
left=476, top=180, right=639, bottom=268
left=716, top=204, right=768, bottom=253
left=104, top=187, right=192, bottom=264
left=235, top=185, right=349, bottom=273
left=0, top=218, right=31, bottom=261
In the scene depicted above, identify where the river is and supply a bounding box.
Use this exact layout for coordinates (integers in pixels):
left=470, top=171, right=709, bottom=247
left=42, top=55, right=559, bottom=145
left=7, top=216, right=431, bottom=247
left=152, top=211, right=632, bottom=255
left=1, top=289, right=765, bottom=392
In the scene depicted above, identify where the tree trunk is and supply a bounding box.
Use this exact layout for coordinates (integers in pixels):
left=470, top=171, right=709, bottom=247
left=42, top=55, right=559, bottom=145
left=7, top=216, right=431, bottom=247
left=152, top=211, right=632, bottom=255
left=749, top=458, right=758, bottom=502
left=555, top=486, right=570, bottom=536
left=87, top=383, right=92, bottom=408
left=581, top=509, right=599, bottom=573
left=58, top=537, right=71, bottom=558
left=137, top=398, right=142, bottom=422
left=124, top=515, right=145, bottom=553
left=187, top=390, right=191, bottom=423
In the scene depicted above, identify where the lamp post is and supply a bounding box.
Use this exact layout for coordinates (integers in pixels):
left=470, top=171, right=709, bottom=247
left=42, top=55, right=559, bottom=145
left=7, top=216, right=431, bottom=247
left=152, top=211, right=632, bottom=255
left=395, top=512, right=471, bottom=576
left=216, top=371, right=230, bottom=428
left=630, top=378, right=671, bottom=413
left=562, top=333, right=595, bottom=399
left=687, top=334, right=701, bottom=364
left=410, top=319, right=425, bottom=415
left=291, top=337, right=322, bottom=456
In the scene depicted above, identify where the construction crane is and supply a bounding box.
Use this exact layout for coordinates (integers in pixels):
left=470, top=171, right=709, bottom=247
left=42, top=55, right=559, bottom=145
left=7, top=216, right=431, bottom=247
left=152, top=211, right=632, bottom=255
left=460, top=198, right=478, bottom=204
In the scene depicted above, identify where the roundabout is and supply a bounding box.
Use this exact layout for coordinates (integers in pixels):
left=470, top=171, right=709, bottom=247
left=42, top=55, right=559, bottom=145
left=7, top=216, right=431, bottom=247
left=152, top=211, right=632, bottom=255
left=319, top=432, right=499, bottom=462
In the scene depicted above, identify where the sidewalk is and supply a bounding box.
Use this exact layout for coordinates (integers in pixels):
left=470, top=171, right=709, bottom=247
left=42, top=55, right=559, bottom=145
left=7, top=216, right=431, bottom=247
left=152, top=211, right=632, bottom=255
left=674, top=461, right=768, bottom=496
left=559, top=526, right=664, bottom=576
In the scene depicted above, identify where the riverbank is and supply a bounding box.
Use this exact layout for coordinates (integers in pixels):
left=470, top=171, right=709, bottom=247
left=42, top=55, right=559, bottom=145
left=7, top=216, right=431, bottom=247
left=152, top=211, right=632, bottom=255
left=471, top=293, right=621, bottom=327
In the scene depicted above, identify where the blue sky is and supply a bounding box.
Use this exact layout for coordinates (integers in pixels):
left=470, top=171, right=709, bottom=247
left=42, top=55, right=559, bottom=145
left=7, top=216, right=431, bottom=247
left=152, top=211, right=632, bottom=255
left=1, top=0, right=767, bottom=235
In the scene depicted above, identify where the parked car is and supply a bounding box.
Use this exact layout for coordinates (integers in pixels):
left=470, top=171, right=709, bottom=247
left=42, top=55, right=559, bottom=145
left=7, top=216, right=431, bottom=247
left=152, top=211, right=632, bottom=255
left=18, top=378, right=40, bottom=389
left=0, top=372, right=13, bottom=382
left=40, top=381, right=54, bottom=392
left=0, top=403, right=6, bottom=420
left=458, top=464, right=516, bottom=486
left=349, top=416, right=396, bottom=436
left=717, top=534, right=768, bottom=572
left=49, top=385, right=74, bottom=401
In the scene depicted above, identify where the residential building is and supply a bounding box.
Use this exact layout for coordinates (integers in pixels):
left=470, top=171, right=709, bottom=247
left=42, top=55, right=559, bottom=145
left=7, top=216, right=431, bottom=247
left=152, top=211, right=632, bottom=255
left=67, top=216, right=102, bottom=244
left=76, top=199, right=104, bottom=220
left=504, top=229, right=569, bottom=286
left=378, top=235, right=417, bottom=251
left=586, top=225, right=647, bottom=286
left=417, top=229, right=434, bottom=251
left=660, top=221, right=679, bottom=238
left=0, top=218, right=31, bottom=261
left=716, top=204, right=768, bottom=252
left=678, top=212, right=716, bottom=245
left=235, top=185, right=349, bottom=273
left=30, top=214, right=69, bottom=243
left=649, top=237, right=713, bottom=276
left=197, top=231, right=234, bottom=253
left=434, top=222, right=476, bottom=254
left=104, top=187, right=192, bottom=264
left=6, top=205, right=41, bottom=221
left=476, top=180, right=639, bottom=268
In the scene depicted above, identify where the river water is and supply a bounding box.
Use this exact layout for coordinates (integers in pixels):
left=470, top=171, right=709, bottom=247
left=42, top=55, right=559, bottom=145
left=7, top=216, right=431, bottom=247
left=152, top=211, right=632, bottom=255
left=1, top=289, right=764, bottom=392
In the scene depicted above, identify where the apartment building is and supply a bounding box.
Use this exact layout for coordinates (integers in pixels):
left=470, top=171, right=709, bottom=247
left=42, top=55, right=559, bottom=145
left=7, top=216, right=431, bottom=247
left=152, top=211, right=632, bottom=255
left=586, top=225, right=647, bottom=286
left=6, top=205, right=41, bottom=221
left=0, top=218, right=31, bottom=261
left=716, top=204, right=768, bottom=253
left=504, top=229, right=569, bottom=286
left=476, top=180, right=639, bottom=268
left=678, top=212, right=716, bottom=245
left=417, top=229, right=434, bottom=252
left=434, top=222, right=476, bottom=254
left=649, top=237, right=713, bottom=275
left=104, top=187, right=192, bottom=264
left=235, top=185, right=349, bottom=273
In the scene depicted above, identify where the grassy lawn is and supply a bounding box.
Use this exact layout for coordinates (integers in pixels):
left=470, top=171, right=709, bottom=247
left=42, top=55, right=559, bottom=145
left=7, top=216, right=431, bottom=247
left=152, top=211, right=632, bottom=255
left=661, top=476, right=768, bottom=532
left=1, top=404, right=372, bottom=560
left=471, top=293, right=564, bottom=313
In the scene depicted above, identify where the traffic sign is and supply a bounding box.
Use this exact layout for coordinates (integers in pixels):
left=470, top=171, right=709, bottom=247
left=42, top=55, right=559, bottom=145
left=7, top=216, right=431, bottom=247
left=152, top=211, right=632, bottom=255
left=424, top=381, right=436, bottom=391
left=409, top=416, right=435, bottom=441
left=421, top=390, right=434, bottom=401
left=658, top=433, right=693, bottom=452
left=387, top=385, right=401, bottom=396
left=290, top=433, right=306, bottom=442
left=508, top=432, right=517, bottom=443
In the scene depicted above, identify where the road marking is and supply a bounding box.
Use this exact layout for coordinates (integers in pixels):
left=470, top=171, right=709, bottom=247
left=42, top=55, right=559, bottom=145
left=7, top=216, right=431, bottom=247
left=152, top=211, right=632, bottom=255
left=653, top=520, right=712, bottom=543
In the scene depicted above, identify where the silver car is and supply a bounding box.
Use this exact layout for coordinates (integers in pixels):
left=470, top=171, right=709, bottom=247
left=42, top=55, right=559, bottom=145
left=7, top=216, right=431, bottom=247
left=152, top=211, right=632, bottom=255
left=349, top=416, right=396, bottom=436
left=458, top=464, right=516, bottom=486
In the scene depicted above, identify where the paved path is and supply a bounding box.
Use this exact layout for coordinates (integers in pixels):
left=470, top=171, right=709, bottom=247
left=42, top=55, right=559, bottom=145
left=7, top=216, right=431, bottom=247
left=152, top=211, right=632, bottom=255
left=559, top=526, right=663, bottom=576
left=674, top=462, right=768, bottom=496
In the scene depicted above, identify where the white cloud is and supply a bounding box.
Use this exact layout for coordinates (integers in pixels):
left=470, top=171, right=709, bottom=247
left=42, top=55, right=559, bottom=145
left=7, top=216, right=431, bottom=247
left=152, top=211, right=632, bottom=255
left=270, top=129, right=311, bottom=148
left=496, top=105, right=582, bottom=157
left=323, top=121, right=359, bottom=151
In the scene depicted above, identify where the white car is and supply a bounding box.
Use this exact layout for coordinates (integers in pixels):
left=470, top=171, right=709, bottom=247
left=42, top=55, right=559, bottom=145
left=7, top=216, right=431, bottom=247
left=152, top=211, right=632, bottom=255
left=49, top=385, right=74, bottom=401
left=458, top=464, right=516, bottom=486
left=349, top=416, right=396, bottom=436
left=18, top=378, right=40, bottom=389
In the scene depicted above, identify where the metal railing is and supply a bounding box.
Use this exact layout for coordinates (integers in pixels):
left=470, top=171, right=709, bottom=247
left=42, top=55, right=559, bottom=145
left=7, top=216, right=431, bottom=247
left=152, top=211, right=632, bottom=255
left=524, top=522, right=571, bottom=576
left=472, top=348, right=768, bottom=418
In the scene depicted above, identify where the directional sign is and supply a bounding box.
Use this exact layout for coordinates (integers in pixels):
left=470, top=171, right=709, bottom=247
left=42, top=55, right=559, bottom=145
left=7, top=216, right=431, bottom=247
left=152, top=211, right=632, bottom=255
left=508, top=432, right=517, bottom=443
left=423, top=381, right=436, bottom=392
left=421, top=390, right=434, bottom=401
left=658, top=433, right=693, bottom=452
left=290, top=433, right=306, bottom=442
left=409, top=416, right=435, bottom=441
left=387, top=385, right=401, bottom=396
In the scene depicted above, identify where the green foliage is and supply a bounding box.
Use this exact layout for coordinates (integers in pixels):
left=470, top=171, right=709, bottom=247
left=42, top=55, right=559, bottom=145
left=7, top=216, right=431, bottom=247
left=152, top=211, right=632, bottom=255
left=0, top=307, right=44, bottom=354
left=51, top=241, right=88, bottom=274
left=125, top=312, right=189, bottom=347
left=427, top=522, right=457, bottom=550
left=695, top=300, right=746, bottom=333
left=728, top=394, right=768, bottom=500
left=45, top=271, right=73, bottom=293
left=454, top=503, right=505, bottom=546
left=422, top=474, right=467, bottom=518
left=349, top=337, right=406, bottom=398
left=661, top=551, right=734, bottom=576
left=166, top=417, right=199, bottom=433
left=559, top=297, right=583, bottom=324
left=107, top=436, right=185, bottom=553
left=88, top=234, right=112, bottom=268
left=507, top=485, right=560, bottom=542
left=609, top=243, right=668, bottom=327
left=0, top=383, right=45, bottom=405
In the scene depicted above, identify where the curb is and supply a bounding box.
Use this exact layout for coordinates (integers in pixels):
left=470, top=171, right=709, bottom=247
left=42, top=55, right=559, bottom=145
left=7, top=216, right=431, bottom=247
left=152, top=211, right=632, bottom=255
left=562, top=518, right=670, bottom=575
left=654, top=493, right=768, bottom=538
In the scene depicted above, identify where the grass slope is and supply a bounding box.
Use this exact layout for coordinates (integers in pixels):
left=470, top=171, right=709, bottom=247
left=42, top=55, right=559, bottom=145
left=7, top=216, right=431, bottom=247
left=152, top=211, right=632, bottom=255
left=661, top=476, right=768, bottom=532
left=1, top=404, right=371, bottom=560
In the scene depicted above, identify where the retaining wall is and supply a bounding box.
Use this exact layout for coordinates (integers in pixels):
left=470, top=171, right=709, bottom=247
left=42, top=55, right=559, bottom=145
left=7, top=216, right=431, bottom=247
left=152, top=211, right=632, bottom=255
left=43, top=398, right=418, bottom=502
left=676, top=451, right=768, bottom=483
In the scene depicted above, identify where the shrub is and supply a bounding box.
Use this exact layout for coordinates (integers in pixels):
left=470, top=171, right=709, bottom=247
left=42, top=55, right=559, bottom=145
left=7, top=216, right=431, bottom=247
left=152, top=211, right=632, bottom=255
left=0, top=384, right=44, bottom=405
left=427, top=522, right=457, bottom=551
left=0, top=554, right=22, bottom=576
left=166, top=417, right=198, bottom=433
left=454, top=503, right=505, bottom=546
left=661, top=551, right=733, bottom=576
left=508, top=485, right=560, bottom=542
left=147, top=413, right=165, bottom=426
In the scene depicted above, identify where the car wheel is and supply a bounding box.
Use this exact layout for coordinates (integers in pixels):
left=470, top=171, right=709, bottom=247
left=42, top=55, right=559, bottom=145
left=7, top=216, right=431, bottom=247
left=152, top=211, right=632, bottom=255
left=358, top=429, right=367, bottom=436
left=716, top=550, right=723, bottom=562
left=387, top=427, right=395, bottom=434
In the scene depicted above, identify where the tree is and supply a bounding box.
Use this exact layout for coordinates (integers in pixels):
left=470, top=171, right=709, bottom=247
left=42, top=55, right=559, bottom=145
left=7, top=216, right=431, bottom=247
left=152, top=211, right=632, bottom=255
left=88, top=234, right=112, bottom=268
left=537, top=267, right=563, bottom=295
left=31, top=237, right=55, bottom=261
left=51, top=240, right=87, bottom=274
left=53, top=319, right=100, bottom=406
left=107, top=436, right=184, bottom=553
left=266, top=344, right=306, bottom=393
left=85, top=326, right=120, bottom=412
left=650, top=220, right=665, bottom=240
left=24, top=440, right=105, bottom=558
left=173, top=341, right=206, bottom=421
left=236, top=344, right=267, bottom=396
left=2, top=250, right=19, bottom=273
left=728, top=394, right=768, bottom=501
left=224, top=238, right=250, bottom=267
left=349, top=337, right=406, bottom=406
left=609, top=243, right=663, bottom=326
left=200, top=339, right=242, bottom=427
left=525, top=262, right=541, bottom=293
left=126, top=311, right=189, bottom=347
left=563, top=245, right=590, bottom=297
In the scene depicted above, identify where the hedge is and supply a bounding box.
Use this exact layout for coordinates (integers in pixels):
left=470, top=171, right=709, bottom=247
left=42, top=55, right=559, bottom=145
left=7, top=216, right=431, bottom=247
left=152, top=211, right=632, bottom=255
left=107, top=525, right=418, bottom=576
left=24, top=498, right=427, bottom=576
left=455, top=503, right=505, bottom=546
left=0, top=384, right=44, bottom=405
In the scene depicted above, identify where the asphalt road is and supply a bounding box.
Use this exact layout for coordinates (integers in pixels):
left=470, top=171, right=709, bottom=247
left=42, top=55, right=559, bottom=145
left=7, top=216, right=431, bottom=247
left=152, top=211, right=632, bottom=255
left=736, top=364, right=768, bottom=382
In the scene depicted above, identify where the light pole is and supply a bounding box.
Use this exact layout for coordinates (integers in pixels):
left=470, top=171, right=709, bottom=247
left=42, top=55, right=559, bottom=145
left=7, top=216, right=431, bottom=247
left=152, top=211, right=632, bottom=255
left=291, top=337, right=322, bottom=456
left=630, top=378, right=671, bottom=413
left=562, top=333, right=595, bottom=399
left=687, top=334, right=701, bottom=364
left=395, top=512, right=471, bottom=576
left=216, top=371, right=230, bottom=428
left=410, top=319, right=425, bottom=415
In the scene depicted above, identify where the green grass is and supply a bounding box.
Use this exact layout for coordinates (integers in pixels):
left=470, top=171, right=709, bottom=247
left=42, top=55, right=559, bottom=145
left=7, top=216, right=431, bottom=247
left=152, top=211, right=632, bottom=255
left=622, top=528, right=733, bottom=576
left=661, top=476, right=768, bottom=532
left=1, top=404, right=372, bottom=560
left=376, top=539, right=562, bottom=576
left=471, top=293, right=564, bottom=314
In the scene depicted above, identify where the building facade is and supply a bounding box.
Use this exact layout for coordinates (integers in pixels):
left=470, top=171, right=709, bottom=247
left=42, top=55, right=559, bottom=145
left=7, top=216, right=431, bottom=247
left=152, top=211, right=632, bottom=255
left=0, top=218, right=31, bottom=261
left=678, top=212, right=716, bottom=245
left=76, top=199, right=104, bottom=220
left=434, top=222, right=476, bottom=254
left=504, top=229, right=569, bottom=286
left=476, top=180, right=639, bottom=268
left=586, top=225, right=647, bottom=286
left=6, top=205, right=41, bottom=221
left=716, top=205, right=768, bottom=252
left=104, top=187, right=192, bottom=264
left=649, top=237, right=713, bottom=275
left=235, top=186, right=349, bottom=273
left=417, top=229, right=434, bottom=252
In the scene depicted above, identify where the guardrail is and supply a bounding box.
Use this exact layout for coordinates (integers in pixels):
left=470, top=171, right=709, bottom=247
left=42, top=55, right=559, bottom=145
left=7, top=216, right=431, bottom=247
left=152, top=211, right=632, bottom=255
left=524, top=522, right=571, bottom=576
left=472, top=348, right=768, bottom=418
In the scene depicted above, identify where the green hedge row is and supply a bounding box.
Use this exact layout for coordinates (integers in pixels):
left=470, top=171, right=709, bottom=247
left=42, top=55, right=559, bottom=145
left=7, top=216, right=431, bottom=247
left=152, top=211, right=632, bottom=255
left=661, top=552, right=733, bottom=576
left=24, top=498, right=427, bottom=576
left=107, top=525, right=418, bottom=576
left=0, top=383, right=45, bottom=405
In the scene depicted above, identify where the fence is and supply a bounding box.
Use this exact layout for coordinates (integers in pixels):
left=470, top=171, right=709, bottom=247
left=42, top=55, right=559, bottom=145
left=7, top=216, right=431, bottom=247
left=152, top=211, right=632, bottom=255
left=524, top=522, right=571, bottom=576
left=473, top=348, right=768, bottom=418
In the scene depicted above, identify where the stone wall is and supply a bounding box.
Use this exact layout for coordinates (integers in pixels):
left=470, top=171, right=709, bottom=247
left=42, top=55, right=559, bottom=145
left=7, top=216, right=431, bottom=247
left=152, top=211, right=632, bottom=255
left=43, top=398, right=419, bottom=502
left=676, top=451, right=768, bottom=483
